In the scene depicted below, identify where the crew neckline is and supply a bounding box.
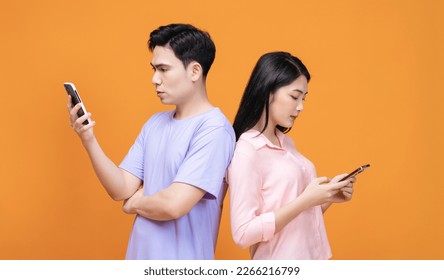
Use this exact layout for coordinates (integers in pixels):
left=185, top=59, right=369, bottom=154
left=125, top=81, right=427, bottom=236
left=170, top=107, right=219, bottom=122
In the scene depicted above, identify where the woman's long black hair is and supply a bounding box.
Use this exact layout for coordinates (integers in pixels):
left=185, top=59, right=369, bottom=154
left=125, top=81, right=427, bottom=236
left=233, top=52, right=311, bottom=141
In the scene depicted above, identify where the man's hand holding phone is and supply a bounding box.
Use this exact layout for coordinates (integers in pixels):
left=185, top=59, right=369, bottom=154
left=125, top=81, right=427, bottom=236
left=65, top=82, right=96, bottom=144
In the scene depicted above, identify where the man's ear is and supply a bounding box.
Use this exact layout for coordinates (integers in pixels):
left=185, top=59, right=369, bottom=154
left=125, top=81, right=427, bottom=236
left=189, top=62, right=203, bottom=82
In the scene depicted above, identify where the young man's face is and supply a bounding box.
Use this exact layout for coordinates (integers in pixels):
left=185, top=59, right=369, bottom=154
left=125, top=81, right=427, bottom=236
left=150, top=46, right=194, bottom=105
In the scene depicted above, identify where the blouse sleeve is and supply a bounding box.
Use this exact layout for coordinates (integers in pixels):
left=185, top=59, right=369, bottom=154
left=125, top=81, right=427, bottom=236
left=227, top=143, right=275, bottom=249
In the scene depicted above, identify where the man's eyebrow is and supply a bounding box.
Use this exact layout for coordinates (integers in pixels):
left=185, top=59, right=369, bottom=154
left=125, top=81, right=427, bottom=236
left=150, top=63, right=170, bottom=68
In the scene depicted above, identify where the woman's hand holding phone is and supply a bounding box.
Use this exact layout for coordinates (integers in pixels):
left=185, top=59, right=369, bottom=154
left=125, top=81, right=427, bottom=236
left=328, top=174, right=356, bottom=203
left=300, top=177, right=352, bottom=209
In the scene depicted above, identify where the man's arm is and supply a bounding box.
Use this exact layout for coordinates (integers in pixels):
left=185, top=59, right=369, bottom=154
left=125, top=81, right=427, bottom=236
left=122, top=182, right=206, bottom=221
left=82, top=136, right=142, bottom=200
left=121, top=124, right=234, bottom=221
left=69, top=97, right=141, bottom=201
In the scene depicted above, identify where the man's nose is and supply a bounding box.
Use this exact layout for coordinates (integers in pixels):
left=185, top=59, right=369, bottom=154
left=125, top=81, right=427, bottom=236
left=152, top=71, right=161, bottom=85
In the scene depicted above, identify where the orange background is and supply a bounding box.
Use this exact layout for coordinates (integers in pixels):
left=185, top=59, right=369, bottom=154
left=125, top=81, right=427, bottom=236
left=1, top=0, right=443, bottom=259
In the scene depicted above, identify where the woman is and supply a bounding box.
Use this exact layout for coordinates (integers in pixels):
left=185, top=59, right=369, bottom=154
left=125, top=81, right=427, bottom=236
left=228, top=52, right=356, bottom=259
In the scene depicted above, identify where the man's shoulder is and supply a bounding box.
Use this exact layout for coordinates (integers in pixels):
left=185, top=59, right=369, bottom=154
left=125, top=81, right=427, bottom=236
left=142, top=110, right=173, bottom=126
left=150, top=110, right=173, bottom=121
left=196, top=108, right=234, bottom=136
left=202, top=107, right=229, bottom=122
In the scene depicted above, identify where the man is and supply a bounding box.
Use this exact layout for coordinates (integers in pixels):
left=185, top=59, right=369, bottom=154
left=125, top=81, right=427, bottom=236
left=67, top=23, right=235, bottom=259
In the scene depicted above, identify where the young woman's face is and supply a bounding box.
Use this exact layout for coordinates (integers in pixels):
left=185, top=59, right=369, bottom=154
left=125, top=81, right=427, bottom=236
left=150, top=46, right=194, bottom=105
left=268, top=75, right=308, bottom=129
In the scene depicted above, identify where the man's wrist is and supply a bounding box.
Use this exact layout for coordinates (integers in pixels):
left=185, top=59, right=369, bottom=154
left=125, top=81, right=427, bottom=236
left=81, top=136, right=97, bottom=149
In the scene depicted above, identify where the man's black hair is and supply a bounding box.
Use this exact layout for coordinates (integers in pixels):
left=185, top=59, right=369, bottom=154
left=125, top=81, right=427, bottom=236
left=149, top=23, right=216, bottom=78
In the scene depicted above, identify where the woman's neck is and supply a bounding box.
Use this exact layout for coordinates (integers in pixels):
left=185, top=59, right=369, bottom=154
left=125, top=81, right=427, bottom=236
left=252, top=117, right=281, bottom=147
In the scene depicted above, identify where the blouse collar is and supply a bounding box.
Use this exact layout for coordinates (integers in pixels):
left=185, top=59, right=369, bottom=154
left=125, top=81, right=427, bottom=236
left=240, top=129, right=286, bottom=150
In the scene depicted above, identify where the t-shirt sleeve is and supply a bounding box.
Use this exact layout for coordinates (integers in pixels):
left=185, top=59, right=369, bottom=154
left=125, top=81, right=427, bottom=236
left=119, top=124, right=146, bottom=181
left=228, top=144, right=276, bottom=249
left=174, top=126, right=234, bottom=200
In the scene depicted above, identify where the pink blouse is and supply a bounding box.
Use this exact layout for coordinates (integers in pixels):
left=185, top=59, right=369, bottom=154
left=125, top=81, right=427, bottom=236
left=228, top=129, right=332, bottom=259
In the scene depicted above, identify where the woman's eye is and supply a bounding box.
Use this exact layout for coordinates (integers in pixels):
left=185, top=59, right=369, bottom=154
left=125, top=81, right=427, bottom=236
left=291, top=96, right=299, bottom=100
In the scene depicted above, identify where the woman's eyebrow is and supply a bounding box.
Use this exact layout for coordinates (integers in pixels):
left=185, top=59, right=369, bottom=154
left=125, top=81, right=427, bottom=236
left=291, top=89, right=308, bottom=95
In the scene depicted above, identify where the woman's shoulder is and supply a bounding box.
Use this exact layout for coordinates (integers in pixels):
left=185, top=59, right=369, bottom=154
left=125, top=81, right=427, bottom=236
left=282, top=134, right=296, bottom=148
left=234, top=131, right=264, bottom=157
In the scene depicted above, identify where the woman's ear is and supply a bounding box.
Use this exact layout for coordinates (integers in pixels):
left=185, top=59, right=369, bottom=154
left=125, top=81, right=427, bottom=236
left=269, top=92, right=275, bottom=103
left=189, top=62, right=203, bottom=82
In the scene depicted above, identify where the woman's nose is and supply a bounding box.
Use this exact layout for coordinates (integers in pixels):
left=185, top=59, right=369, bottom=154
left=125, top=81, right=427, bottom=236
left=296, top=99, right=304, bottom=111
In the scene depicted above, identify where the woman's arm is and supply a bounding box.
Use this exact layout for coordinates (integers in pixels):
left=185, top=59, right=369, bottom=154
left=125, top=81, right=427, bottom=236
left=274, top=177, right=350, bottom=232
left=228, top=150, right=275, bottom=249
left=228, top=149, right=353, bottom=248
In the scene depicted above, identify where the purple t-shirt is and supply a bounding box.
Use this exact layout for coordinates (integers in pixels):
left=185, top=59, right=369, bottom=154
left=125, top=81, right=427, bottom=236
left=119, top=108, right=235, bottom=259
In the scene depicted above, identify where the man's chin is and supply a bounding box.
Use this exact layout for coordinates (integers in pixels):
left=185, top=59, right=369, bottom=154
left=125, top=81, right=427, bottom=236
left=159, top=99, right=176, bottom=106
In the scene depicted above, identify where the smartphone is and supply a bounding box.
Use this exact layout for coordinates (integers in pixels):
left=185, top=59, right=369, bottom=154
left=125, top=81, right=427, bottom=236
left=339, top=164, right=370, bottom=182
left=64, top=82, right=89, bottom=125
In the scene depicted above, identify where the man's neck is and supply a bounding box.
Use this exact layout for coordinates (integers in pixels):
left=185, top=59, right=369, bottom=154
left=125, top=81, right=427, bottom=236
left=173, top=87, right=214, bottom=120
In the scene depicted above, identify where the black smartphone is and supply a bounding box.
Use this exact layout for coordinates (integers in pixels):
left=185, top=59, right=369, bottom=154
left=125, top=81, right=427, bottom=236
left=339, top=164, right=370, bottom=182
left=64, top=82, right=89, bottom=125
